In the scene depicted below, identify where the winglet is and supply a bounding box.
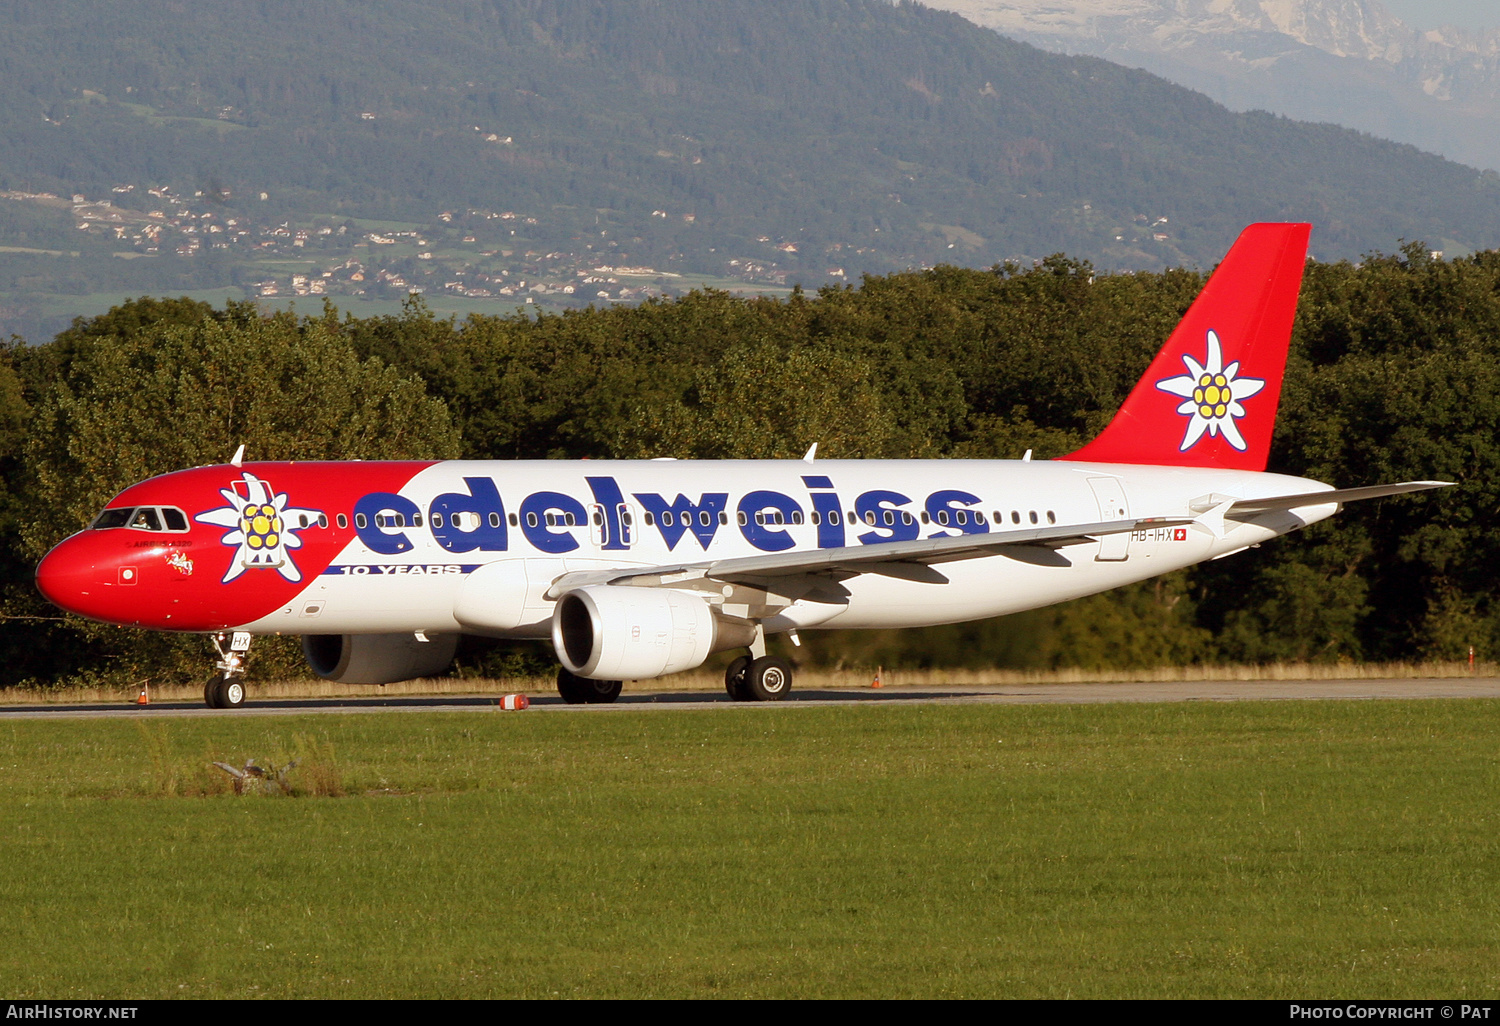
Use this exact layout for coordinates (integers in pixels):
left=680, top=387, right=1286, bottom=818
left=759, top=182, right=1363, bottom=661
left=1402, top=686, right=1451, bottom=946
left=1060, top=223, right=1311, bottom=471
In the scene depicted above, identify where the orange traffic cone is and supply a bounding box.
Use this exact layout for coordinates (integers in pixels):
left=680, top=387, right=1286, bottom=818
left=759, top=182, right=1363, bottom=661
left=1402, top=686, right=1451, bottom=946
left=871, top=665, right=883, bottom=689
left=136, top=683, right=150, bottom=705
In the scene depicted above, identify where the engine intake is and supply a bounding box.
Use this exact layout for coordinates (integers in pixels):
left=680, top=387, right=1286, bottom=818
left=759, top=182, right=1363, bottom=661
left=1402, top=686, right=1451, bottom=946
left=303, top=632, right=458, bottom=684
left=552, top=586, right=717, bottom=680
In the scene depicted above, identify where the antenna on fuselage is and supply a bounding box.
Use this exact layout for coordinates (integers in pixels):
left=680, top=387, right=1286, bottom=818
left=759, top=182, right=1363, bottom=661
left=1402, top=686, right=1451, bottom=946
left=230, top=444, right=245, bottom=468
left=803, top=443, right=818, bottom=463
left=1022, top=449, right=1033, bottom=462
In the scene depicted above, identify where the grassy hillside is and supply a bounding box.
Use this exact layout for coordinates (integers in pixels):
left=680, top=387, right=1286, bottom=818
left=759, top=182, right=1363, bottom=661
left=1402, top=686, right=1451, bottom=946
left=2, top=0, right=1500, bottom=338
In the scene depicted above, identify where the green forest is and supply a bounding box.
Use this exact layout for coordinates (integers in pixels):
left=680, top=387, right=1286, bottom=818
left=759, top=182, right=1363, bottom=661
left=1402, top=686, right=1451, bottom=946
left=0, top=240, right=1492, bottom=689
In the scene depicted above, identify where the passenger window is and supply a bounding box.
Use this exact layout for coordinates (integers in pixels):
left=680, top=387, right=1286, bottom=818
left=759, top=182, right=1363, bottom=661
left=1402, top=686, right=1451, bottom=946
left=936, top=510, right=950, bottom=526
left=700, top=511, right=711, bottom=527
left=663, top=511, right=676, bottom=527
left=130, top=508, right=162, bottom=531
left=920, top=512, right=930, bottom=524
left=810, top=511, right=821, bottom=526
left=883, top=510, right=894, bottom=526
left=356, top=513, right=368, bottom=529
left=1047, top=510, right=1056, bottom=524
left=509, top=513, right=518, bottom=527
left=411, top=513, right=423, bottom=528
left=318, top=514, right=328, bottom=529
left=993, top=511, right=1002, bottom=524
left=1011, top=511, right=1020, bottom=524
left=956, top=510, right=968, bottom=526
left=526, top=512, right=538, bottom=529
left=432, top=513, right=445, bottom=529
left=718, top=512, right=727, bottom=526
left=902, top=511, right=913, bottom=526
left=162, top=507, right=188, bottom=532
left=338, top=514, right=349, bottom=529
left=489, top=513, right=501, bottom=528
left=644, top=512, right=655, bottom=526
left=737, top=511, right=748, bottom=526
left=1030, top=510, right=1039, bottom=524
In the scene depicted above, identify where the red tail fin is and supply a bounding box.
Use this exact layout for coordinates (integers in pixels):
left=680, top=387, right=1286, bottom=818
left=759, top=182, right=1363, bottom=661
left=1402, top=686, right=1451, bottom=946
left=1059, top=222, right=1311, bottom=471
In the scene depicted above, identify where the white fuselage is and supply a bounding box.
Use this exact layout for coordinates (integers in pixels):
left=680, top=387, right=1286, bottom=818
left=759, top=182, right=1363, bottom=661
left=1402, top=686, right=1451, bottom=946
left=236, top=459, right=1335, bottom=637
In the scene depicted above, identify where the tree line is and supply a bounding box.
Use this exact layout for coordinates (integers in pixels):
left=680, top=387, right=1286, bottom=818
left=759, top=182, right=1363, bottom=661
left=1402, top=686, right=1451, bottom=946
left=0, top=243, right=1492, bottom=687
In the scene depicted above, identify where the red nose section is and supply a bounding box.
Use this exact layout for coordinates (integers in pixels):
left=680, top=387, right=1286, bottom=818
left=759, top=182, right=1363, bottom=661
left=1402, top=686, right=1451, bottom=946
left=35, top=537, right=89, bottom=615
left=35, top=532, right=151, bottom=627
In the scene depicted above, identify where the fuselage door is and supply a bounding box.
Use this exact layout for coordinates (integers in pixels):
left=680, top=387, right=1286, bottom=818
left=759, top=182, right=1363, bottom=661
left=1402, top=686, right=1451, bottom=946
left=1087, top=477, right=1131, bottom=562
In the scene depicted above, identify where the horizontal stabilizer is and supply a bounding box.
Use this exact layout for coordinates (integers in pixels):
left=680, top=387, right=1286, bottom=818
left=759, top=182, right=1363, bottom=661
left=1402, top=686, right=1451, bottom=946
left=1228, top=480, right=1452, bottom=513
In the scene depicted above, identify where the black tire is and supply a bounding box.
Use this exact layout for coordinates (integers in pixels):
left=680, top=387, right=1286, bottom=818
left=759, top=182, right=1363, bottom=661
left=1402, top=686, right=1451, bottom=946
left=557, top=667, right=590, bottom=704
left=724, top=655, right=752, bottom=701
left=204, top=674, right=225, bottom=708
left=557, top=668, right=622, bottom=705
left=745, top=656, right=793, bottom=701
left=220, top=677, right=246, bottom=708
left=584, top=678, right=622, bottom=704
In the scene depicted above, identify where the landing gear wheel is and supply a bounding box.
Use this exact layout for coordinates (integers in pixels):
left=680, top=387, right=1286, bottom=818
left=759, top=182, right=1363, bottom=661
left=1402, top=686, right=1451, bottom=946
left=204, top=674, right=247, bottom=709
left=557, top=667, right=623, bottom=705
left=724, top=655, right=752, bottom=701
left=745, top=656, right=793, bottom=701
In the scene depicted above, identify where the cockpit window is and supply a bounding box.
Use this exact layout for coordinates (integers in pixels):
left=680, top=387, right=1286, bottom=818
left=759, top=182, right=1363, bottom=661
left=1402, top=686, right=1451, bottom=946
left=90, top=506, right=190, bottom=532
left=92, top=508, right=134, bottom=530
left=129, top=508, right=162, bottom=531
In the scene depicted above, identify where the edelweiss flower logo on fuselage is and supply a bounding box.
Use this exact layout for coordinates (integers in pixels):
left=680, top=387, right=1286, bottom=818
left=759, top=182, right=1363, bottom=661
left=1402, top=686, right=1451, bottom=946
left=1155, top=330, right=1265, bottom=452
left=195, top=472, right=326, bottom=583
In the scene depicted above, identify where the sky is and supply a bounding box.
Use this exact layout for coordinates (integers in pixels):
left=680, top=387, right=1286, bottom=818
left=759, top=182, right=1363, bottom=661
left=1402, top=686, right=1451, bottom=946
left=1380, top=0, right=1499, bottom=32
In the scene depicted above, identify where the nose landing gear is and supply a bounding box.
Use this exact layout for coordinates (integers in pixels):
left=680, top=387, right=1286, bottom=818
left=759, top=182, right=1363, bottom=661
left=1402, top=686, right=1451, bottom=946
left=205, top=631, right=252, bottom=709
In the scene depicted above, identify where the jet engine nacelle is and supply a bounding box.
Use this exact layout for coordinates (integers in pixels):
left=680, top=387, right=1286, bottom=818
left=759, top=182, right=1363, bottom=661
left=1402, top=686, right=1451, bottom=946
left=302, top=632, right=459, bottom=684
left=552, top=586, right=717, bottom=680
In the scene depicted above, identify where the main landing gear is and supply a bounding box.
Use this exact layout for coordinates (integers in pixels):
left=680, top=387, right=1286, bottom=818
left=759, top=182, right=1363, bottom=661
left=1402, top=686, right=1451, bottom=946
left=556, top=666, right=623, bottom=704
left=724, top=654, right=793, bottom=702
left=204, top=631, right=252, bottom=709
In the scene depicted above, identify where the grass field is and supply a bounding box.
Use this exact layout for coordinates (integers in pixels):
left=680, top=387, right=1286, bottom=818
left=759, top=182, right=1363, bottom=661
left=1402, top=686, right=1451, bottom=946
left=2, top=700, right=1498, bottom=998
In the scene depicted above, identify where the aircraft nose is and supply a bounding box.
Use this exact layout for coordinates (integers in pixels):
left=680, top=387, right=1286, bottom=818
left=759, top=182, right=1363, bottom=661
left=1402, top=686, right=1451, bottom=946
left=35, top=536, right=97, bottom=617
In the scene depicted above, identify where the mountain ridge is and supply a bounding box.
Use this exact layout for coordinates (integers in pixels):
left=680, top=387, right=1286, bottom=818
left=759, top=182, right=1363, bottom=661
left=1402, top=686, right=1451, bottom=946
left=927, top=0, right=1500, bottom=170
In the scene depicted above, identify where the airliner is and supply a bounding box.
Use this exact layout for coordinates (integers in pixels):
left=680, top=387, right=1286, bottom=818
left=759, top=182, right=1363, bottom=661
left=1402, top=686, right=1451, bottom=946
left=34, top=223, right=1447, bottom=708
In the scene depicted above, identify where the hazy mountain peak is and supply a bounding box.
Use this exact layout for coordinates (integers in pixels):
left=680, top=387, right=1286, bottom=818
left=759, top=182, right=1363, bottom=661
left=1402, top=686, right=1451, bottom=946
left=925, top=0, right=1500, bottom=169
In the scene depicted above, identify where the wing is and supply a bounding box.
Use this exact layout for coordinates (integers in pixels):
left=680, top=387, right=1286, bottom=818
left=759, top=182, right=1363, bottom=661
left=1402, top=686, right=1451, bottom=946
left=540, top=479, right=1452, bottom=600
left=544, top=515, right=1186, bottom=597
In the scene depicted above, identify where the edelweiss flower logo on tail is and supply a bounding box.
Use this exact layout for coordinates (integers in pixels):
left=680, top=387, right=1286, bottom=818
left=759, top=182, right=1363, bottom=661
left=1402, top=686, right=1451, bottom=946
left=195, top=472, right=326, bottom=583
left=1154, top=330, right=1265, bottom=452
